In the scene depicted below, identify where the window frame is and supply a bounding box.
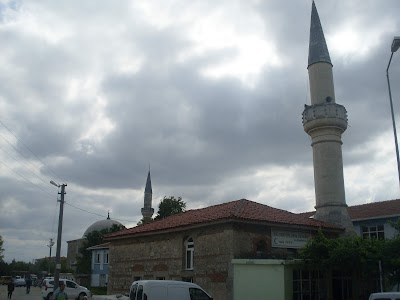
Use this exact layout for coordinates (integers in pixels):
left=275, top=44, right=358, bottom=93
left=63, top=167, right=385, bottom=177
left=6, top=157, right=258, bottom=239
left=103, top=251, right=109, bottom=264
left=95, top=252, right=101, bottom=264
left=361, top=224, right=385, bottom=240
left=185, top=237, right=194, bottom=270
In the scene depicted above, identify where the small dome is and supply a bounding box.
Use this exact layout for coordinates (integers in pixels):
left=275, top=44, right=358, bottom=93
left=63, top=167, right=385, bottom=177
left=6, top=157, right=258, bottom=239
left=83, top=214, right=124, bottom=237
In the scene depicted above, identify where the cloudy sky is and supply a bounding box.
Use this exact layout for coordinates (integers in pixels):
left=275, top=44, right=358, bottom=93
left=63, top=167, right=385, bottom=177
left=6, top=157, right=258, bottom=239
left=0, top=0, right=399, bottom=263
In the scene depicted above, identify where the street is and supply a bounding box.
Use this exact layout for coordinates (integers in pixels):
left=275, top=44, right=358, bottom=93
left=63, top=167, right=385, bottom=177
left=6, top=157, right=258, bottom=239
left=0, top=285, right=42, bottom=300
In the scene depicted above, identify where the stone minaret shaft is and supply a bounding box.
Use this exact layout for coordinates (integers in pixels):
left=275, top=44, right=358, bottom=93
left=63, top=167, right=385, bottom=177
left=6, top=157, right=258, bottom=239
left=302, top=1, right=353, bottom=232
left=141, top=169, right=154, bottom=221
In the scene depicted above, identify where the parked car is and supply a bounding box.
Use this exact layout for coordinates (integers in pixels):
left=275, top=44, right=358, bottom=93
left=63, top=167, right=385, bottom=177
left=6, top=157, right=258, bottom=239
left=369, top=292, right=400, bottom=300
left=129, top=280, right=213, bottom=300
left=13, top=276, right=26, bottom=287
left=391, top=283, right=400, bottom=292
left=41, top=278, right=91, bottom=300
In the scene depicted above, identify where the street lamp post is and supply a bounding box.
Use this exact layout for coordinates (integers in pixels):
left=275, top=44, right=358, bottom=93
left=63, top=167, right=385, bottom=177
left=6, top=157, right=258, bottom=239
left=47, top=238, right=55, bottom=275
left=50, top=180, right=67, bottom=288
left=386, top=36, right=400, bottom=187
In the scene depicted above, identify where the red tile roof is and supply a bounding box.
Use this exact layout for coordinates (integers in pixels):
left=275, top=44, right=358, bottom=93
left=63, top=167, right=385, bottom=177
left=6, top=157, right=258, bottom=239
left=348, top=199, right=400, bottom=220
left=106, top=199, right=340, bottom=240
left=298, top=199, right=400, bottom=220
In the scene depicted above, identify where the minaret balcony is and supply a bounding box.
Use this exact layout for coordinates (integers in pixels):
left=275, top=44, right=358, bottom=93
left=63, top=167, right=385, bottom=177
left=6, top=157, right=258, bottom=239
left=302, top=102, right=348, bottom=133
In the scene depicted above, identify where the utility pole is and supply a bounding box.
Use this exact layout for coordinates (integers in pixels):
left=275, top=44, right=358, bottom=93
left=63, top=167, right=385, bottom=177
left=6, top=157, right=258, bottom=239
left=47, top=238, right=55, bottom=275
left=50, top=181, right=67, bottom=288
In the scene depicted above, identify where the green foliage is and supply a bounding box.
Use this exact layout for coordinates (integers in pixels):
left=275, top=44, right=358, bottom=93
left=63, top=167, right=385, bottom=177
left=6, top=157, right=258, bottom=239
left=0, top=235, right=4, bottom=262
left=301, top=227, right=400, bottom=293
left=90, top=287, right=107, bottom=295
left=76, top=224, right=124, bottom=274
left=389, top=219, right=400, bottom=236
left=382, top=236, right=400, bottom=285
left=154, top=196, right=186, bottom=220
left=300, top=230, right=384, bottom=272
left=299, top=230, right=332, bottom=268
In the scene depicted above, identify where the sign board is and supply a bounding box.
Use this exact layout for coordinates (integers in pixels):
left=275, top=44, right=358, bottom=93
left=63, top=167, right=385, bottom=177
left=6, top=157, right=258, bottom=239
left=271, top=229, right=311, bottom=249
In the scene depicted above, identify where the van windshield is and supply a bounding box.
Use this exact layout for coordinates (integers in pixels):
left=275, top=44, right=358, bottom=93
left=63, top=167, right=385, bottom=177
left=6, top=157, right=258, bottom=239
left=130, top=283, right=138, bottom=300
left=189, top=288, right=211, bottom=300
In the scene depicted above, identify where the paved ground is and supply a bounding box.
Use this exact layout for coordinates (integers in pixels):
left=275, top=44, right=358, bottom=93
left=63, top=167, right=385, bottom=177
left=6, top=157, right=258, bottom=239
left=0, top=285, right=42, bottom=300
left=0, top=285, right=127, bottom=300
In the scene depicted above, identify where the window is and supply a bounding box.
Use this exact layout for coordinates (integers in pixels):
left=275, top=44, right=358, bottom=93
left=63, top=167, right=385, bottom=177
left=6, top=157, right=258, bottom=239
left=189, top=288, right=212, bottom=300
left=103, top=252, right=109, bottom=264
left=185, top=237, right=194, bottom=270
left=182, top=277, right=193, bottom=283
left=136, top=285, right=144, bottom=300
left=95, top=252, right=100, bottom=264
left=130, top=283, right=138, bottom=300
left=362, top=225, right=385, bottom=240
left=66, top=280, right=76, bottom=288
left=156, top=277, right=165, bottom=280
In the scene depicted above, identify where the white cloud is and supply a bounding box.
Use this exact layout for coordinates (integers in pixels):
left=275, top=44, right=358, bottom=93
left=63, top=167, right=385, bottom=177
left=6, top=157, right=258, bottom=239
left=0, top=0, right=400, bottom=263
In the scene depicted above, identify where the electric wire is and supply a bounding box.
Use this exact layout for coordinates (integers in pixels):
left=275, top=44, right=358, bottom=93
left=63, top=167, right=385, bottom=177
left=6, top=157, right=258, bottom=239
left=0, top=119, right=65, bottom=183
left=0, top=119, right=140, bottom=227
left=0, top=159, right=56, bottom=198
left=64, top=201, right=138, bottom=223
left=0, top=139, right=56, bottom=189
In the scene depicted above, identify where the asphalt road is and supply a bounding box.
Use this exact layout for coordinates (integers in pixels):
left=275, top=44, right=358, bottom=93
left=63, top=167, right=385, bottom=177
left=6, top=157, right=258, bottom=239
left=0, top=285, right=42, bottom=300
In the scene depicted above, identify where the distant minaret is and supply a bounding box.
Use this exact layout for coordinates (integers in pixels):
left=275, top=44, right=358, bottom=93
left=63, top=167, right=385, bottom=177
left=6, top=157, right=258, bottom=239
left=302, top=1, right=354, bottom=232
left=141, top=168, right=154, bottom=222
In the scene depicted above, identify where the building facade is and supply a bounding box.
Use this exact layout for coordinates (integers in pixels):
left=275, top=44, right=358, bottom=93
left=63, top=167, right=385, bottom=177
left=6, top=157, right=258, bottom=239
left=87, top=243, right=110, bottom=287
left=105, top=199, right=341, bottom=300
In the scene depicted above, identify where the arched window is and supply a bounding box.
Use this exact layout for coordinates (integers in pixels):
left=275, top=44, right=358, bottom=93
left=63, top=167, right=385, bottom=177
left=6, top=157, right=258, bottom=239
left=185, top=237, right=194, bottom=270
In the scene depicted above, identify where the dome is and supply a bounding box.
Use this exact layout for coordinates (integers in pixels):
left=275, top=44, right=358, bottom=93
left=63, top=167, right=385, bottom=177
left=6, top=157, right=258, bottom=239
left=83, top=214, right=124, bottom=237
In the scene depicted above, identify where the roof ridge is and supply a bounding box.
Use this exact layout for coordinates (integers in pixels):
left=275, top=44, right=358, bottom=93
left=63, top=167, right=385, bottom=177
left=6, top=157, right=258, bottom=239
left=233, top=199, right=249, bottom=217
left=349, top=198, right=400, bottom=208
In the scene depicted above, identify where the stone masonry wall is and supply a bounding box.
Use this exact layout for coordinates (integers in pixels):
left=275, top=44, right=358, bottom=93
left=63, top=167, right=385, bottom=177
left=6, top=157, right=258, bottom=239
left=108, top=223, right=235, bottom=300
left=107, top=222, right=306, bottom=300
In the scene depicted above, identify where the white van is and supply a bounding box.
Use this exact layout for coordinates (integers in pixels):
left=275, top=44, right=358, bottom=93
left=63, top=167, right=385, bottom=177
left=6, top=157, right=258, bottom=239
left=369, top=292, right=400, bottom=300
left=129, top=280, right=213, bottom=300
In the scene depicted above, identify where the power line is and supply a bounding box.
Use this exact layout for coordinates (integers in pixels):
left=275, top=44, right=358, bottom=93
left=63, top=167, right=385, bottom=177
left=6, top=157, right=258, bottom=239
left=0, top=119, right=139, bottom=226
left=0, top=159, right=55, bottom=198
left=0, top=139, right=54, bottom=188
left=64, top=201, right=138, bottom=223
left=0, top=119, right=65, bottom=183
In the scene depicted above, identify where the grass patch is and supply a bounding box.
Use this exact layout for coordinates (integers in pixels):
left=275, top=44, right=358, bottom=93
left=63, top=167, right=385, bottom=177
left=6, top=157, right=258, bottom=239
left=90, top=287, right=107, bottom=295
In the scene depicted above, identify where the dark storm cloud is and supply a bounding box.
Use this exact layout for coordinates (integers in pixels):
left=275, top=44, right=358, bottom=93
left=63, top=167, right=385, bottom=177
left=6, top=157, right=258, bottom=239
left=1, top=0, right=400, bottom=262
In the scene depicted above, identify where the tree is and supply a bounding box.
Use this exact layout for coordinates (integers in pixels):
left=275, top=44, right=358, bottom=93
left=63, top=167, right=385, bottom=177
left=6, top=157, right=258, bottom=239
left=154, top=196, right=186, bottom=220
left=0, top=235, right=4, bottom=262
left=76, top=224, right=124, bottom=274
left=299, top=230, right=387, bottom=298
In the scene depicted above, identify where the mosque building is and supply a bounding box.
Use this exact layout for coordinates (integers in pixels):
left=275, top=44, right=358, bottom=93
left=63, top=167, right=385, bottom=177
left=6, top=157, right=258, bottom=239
left=67, top=2, right=400, bottom=299
left=66, top=212, right=124, bottom=273
left=66, top=170, right=153, bottom=273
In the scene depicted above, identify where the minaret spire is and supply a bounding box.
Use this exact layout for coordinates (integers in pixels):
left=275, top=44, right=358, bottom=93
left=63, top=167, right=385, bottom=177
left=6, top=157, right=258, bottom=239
left=145, top=167, right=152, bottom=194
left=308, top=1, right=332, bottom=67
left=141, top=167, right=154, bottom=222
left=302, top=1, right=354, bottom=233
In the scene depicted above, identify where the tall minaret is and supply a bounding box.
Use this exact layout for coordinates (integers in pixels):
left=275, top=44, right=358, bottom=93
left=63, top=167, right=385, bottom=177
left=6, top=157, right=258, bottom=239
left=141, top=168, right=154, bottom=222
left=302, top=1, right=353, bottom=232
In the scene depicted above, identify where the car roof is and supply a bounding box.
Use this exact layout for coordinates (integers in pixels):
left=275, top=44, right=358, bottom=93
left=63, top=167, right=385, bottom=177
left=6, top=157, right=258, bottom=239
left=370, top=292, right=400, bottom=298
left=131, top=280, right=201, bottom=288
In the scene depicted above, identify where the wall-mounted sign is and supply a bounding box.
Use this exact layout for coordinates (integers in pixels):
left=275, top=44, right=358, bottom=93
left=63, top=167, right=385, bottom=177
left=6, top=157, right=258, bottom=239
left=271, top=229, right=311, bottom=249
